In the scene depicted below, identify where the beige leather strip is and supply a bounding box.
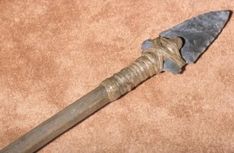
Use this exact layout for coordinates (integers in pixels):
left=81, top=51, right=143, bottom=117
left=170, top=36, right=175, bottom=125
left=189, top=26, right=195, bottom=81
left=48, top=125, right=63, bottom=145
left=101, top=37, right=185, bottom=101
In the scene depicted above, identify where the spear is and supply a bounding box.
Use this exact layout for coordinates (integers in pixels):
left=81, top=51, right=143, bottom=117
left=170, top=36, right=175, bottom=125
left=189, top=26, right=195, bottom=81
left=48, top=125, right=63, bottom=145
left=1, top=10, right=231, bottom=153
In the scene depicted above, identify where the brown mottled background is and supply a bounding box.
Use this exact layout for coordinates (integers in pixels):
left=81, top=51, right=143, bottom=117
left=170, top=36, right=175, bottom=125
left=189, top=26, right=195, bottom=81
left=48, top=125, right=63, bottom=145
left=0, top=0, right=233, bottom=153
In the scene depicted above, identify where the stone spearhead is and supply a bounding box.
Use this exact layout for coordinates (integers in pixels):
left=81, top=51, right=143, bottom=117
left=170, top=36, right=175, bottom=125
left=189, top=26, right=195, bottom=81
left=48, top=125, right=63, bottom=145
left=142, top=10, right=231, bottom=73
left=160, top=10, right=231, bottom=63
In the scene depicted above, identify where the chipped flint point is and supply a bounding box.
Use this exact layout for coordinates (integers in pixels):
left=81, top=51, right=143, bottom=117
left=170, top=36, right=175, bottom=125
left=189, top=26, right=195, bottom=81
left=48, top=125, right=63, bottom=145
left=156, top=10, right=231, bottom=63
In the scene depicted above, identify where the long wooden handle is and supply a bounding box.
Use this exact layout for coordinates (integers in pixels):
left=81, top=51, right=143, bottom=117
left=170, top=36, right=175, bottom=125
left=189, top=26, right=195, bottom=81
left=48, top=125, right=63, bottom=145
left=1, top=86, right=110, bottom=153
left=1, top=37, right=185, bottom=153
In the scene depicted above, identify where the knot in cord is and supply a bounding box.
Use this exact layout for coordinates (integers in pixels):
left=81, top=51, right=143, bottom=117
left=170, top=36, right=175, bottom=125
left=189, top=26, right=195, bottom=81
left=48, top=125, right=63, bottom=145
left=101, top=37, right=186, bottom=101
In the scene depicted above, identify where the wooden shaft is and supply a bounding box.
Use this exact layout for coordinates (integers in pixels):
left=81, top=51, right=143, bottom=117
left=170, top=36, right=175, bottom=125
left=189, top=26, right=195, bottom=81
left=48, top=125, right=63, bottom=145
left=1, top=37, right=185, bottom=153
left=1, top=85, right=110, bottom=153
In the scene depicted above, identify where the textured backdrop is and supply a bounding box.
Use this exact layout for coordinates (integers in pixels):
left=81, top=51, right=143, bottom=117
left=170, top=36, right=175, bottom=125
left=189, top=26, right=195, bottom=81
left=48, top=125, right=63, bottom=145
left=0, top=0, right=234, bottom=153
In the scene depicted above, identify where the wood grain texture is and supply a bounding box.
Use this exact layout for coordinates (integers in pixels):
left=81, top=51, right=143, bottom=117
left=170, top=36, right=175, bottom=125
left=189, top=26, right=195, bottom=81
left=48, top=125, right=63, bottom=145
left=0, top=0, right=233, bottom=152
left=1, top=85, right=109, bottom=153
